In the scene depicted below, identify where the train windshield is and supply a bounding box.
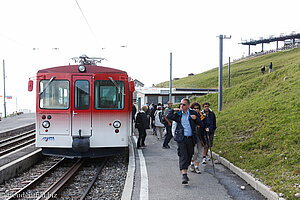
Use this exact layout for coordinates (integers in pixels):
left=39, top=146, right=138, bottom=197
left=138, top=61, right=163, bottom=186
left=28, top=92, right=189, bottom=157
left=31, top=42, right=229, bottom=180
left=94, top=80, right=125, bottom=109
left=39, top=80, right=70, bottom=109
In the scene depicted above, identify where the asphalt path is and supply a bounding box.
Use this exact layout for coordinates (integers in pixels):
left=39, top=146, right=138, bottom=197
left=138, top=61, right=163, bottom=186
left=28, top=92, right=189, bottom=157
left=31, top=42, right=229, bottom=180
left=132, top=129, right=266, bottom=200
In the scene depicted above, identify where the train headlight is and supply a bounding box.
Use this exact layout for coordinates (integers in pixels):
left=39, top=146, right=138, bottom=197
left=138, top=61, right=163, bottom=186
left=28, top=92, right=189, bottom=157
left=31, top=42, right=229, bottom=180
left=113, top=121, right=121, bottom=128
left=78, top=65, right=86, bottom=72
left=42, top=120, right=50, bottom=128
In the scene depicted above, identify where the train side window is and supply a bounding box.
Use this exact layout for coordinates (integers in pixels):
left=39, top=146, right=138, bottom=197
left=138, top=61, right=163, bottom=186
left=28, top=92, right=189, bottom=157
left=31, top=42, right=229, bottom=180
left=94, top=80, right=124, bottom=109
left=75, top=80, right=90, bottom=109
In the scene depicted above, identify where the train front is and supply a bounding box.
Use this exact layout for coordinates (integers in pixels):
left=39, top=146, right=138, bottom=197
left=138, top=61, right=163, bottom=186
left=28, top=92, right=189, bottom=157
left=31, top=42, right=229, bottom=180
left=31, top=62, right=135, bottom=158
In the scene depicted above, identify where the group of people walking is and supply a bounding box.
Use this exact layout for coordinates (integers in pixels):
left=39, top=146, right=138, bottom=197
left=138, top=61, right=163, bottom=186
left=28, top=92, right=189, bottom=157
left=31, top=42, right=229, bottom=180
left=134, top=98, right=217, bottom=185
left=134, top=101, right=174, bottom=149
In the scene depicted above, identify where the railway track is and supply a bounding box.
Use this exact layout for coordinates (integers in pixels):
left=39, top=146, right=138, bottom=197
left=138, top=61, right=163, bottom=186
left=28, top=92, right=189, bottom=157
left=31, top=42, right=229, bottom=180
left=0, top=124, right=128, bottom=199
left=6, top=157, right=108, bottom=200
left=0, top=130, right=35, bottom=157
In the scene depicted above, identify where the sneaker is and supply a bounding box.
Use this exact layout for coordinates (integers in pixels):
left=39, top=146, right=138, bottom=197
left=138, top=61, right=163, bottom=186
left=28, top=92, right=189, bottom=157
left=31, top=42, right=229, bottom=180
left=202, top=158, right=207, bottom=164
left=195, top=167, right=201, bottom=174
left=189, top=164, right=195, bottom=172
left=162, top=145, right=170, bottom=149
left=182, top=174, right=189, bottom=184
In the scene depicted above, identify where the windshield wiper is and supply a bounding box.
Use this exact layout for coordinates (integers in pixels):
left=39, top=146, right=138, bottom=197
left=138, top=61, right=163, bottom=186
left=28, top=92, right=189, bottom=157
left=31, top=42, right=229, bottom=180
left=39, top=76, right=56, bottom=96
left=109, top=77, right=124, bottom=96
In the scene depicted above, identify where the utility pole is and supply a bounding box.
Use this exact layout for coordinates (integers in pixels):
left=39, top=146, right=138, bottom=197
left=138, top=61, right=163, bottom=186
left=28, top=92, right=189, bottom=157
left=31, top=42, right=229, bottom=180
left=218, top=35, right=231, bottom=112
left=169, top=52, right=172, bottom=102
left=16, top=97, right=18, bottom=113
left=3, top=60, right=6, bottom=118
left=228, top=57, right=231, bottom=88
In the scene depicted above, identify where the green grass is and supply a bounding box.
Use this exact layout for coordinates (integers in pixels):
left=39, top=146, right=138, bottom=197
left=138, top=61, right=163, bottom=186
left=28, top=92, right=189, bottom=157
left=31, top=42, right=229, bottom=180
left=159, top=48, right=300, bottom=199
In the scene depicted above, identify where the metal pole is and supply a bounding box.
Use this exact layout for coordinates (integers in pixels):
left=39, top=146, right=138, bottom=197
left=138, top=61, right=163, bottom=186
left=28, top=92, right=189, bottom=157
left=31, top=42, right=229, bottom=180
left=218, top=35, right=231, bottom=111
left=169, top=52, right=172, bottom=102
left=16, top=97, right=18, bottom=113
left=228, top=57, right=230, bottom=88
left=3, top=60, right=6, bottom=118
left=218, top=35, right=223, bottom=112
left=248, top=45, right=250, bottom=56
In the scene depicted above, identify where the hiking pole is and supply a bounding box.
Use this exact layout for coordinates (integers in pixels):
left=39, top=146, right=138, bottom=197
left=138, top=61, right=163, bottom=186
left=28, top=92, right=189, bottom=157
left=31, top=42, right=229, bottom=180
left=206, top=131, right=215, bottom=175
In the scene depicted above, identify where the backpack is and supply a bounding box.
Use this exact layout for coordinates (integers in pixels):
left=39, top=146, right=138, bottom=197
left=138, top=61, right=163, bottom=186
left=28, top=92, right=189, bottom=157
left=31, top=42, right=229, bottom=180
left=154, top=110, right=164, bottom=127
left=159, top=112, right=165, bottom=124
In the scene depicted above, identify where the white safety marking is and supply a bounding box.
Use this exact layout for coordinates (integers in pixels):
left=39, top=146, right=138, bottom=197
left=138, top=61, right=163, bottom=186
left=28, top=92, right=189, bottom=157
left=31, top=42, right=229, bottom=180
left=133, top=136, right=149, bottom=200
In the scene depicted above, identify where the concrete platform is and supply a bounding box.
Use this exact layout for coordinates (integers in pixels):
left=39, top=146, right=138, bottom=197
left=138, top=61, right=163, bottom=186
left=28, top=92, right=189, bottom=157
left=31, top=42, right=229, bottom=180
left=0, top=113, right=40, bottom=185
left=0, top=113, right=35, bottom=138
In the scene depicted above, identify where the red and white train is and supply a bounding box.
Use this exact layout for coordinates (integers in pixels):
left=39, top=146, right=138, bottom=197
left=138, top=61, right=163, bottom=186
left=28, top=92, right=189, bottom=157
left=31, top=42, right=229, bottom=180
left=28, top=55, right=135, bottom=158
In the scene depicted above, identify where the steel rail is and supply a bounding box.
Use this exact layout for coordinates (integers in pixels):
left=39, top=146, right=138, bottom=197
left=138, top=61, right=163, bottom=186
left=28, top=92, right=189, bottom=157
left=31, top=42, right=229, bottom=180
left=0, top=129, right=35, bottom=144
left=0, top=138, right=35, bottom=157
left=0, top=131, right=35, bottom=146
left=7, top=158, right=65, bottom=200
left=36, top=158, right=85, bottom=200
left=79, top=158, right=108, bottom=200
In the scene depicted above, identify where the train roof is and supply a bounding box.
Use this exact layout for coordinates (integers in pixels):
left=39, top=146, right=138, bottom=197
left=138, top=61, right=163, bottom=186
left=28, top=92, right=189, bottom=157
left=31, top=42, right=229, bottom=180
left=37, top=65, right=127, bottom=74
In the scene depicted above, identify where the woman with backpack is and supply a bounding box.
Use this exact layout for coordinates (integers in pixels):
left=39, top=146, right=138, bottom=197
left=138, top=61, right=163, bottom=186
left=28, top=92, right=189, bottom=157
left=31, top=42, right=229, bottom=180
left=154, top=106, right=165, bottom=140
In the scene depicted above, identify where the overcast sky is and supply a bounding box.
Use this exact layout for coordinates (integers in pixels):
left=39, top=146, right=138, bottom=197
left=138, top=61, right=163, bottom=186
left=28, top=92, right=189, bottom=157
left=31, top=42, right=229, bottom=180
left=0, top=0, right=299, bottom=114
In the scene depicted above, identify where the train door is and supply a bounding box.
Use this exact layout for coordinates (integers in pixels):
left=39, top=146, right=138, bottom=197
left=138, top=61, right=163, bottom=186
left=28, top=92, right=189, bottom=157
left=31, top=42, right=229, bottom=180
left=71, top=75, right=92, bottom=137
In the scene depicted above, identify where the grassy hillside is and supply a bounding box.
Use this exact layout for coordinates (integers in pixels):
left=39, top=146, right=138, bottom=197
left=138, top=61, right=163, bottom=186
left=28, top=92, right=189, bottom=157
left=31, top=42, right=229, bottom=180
left=156, top=47, right=300, bottom=90
left=164, top=48, right=300, bottom=199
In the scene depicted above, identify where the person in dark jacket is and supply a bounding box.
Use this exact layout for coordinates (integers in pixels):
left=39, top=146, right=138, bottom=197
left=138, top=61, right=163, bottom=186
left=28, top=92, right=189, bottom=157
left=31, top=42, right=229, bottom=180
left=167, top=98, right=204, bottom=184
left=269, top=62, right=273, bottom=73
left=201, top=102, right=217, bottom=164
left=136, top=105, right=148, bottom=149
left=261, top=65, right=266, bottom=75
left=162, top=101, right=173, bottom=149
left=150, top=104, right=157, bottom=135
left=145, top=104, right=151, bottom=129
left=132, top=104, right=137, bottom=122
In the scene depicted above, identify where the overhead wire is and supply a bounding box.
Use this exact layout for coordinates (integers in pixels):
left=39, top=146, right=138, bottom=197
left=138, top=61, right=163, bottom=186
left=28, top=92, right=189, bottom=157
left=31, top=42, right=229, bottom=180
left=74, top=0, right=101, bottom=49
left=0, top=33, right=28, bottom=49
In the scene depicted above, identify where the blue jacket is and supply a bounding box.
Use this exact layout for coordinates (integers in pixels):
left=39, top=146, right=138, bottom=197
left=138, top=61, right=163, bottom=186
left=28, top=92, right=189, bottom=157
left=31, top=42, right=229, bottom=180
left=167, top=108, right=204, bottom=144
